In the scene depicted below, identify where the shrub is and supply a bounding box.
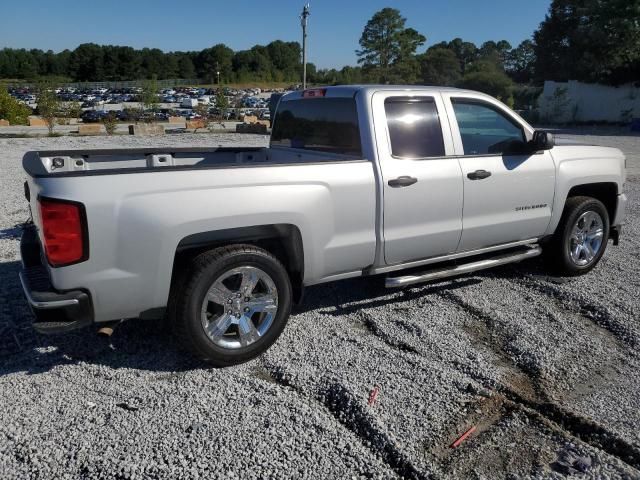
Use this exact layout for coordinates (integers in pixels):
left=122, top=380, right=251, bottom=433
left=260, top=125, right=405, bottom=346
left=61, top=102, right=83, bottom=124
left=215, top=89, right=229, bottom=119
left=102, top=112, right=118, bottom=135
left=36, top=84, right=60, bottom=136
left=0, top=87, right=32, bottom=125
left=193, top=103, right=211, bottom=131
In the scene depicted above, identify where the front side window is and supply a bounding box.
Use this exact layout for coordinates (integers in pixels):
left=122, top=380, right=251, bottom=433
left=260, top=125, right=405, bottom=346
left=271, top=98, right=362, bottom=156
left=385, top=97, right=445, bottom=158
left=451, top=99, right=526, bottom=155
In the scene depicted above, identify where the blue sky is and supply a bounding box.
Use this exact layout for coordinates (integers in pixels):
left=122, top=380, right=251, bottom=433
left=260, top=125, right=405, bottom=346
left=0, top=0, right=551, bottom=69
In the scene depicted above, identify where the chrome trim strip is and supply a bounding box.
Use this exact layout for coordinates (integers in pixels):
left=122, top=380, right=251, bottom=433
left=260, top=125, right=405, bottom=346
left=385, top=246, right=542, bottom=288
left=370, top=238, right=539, bottom=275
left=304, top=270, right=364, bottom=286
left=19, top=272, right=79, bottom=309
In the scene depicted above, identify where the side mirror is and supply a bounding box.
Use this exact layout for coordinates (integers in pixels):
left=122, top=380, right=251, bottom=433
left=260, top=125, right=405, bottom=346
left=531, top=130, right=555, bottom=151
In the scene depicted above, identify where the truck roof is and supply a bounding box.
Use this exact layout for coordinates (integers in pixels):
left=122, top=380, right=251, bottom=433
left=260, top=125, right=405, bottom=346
left=282, top=85, right=480, bottom=101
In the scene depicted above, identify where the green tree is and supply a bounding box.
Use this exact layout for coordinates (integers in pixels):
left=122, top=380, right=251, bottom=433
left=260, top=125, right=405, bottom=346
left=266, top=41, right=300, bottom=80
left=141, top=75, right=159, bottom=120
left=232, top=47, right=273, bottom=82
left=339, top=65, right=364, bottom=84
left=505, top=40, right=536, bottom=83
left=140, top=48, right=166, bottom=78
left=68, top=43, right=104, bottom=81
left=197, top=44, right=234, bottom=83
left=215, top=89, right=229, bottom=118
left=357, top=8, right=426, bottom=83
left=102, top=112, right=118, bottom=135
left=459, top=61, right=514, bottom=105
left=0, top=87, right=32, bottom=125
left=534, top=0, right=640, bottom=84
left=60, top=101, right=82, bottom=125
left=479, top=40, right=512, bottom=67
left=0, top=49, right=40, bottom=78
left=163, top=54, right=179, bottom=79
left=419, top=48, right=462, bottom=86
left=116, top=46, right=141, bottom=80
left=102, top=46, right=120, bottom=80
left=177, top=54, right=196, bottom=79
left=36, top=83, right=60, bottom=135
left=438, top=38, right=479, bottom=73
left=103, top=46, right=140, bottom=80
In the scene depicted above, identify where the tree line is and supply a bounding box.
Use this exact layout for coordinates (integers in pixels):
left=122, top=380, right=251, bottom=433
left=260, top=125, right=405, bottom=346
left=1, top=0, right=638, bottom=91
left=0, top=41, right=303, bottom=83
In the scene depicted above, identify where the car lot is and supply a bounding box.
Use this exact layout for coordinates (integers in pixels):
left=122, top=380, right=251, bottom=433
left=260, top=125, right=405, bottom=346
left=8, top=85, right=281, bottom=124
left=0, top=130, right=639, bottom=479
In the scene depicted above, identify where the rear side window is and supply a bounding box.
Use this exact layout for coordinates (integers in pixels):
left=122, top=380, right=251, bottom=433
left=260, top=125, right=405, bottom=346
left=271, top=98, right=362, bottom=156
left=451, top=99, right=525, bottom=155
left=385, top=97, right=445, bottom=158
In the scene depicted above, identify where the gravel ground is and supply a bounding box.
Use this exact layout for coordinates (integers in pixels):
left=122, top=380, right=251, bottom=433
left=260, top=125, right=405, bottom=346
left=1, top=131, right=639, bottom=479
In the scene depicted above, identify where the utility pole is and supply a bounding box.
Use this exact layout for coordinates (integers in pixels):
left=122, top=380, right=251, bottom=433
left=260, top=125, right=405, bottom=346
left=300, top=4, right=310, bottom=89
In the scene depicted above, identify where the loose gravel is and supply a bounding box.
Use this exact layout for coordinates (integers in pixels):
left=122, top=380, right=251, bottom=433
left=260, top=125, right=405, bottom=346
left=1, top=130, right=639, bottom=479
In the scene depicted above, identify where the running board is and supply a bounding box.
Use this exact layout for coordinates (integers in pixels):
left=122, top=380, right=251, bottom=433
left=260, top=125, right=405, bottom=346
left=385, top=246, right=542, bottom=288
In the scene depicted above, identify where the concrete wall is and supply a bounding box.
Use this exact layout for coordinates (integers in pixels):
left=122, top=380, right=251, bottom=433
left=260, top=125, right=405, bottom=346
left=538, top=81, right=640, bottom=123
left=78, top=124, right=103, bottom=136
left=128, top=124, right=165, bottom=136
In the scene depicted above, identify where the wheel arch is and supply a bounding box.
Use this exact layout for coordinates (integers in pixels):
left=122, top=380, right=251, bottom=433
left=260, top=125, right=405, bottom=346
left=171, top=224, right=305, bottom=303
left=546, top=180, right=619, bottom=235
left=566, top=182, right=618, bottom=224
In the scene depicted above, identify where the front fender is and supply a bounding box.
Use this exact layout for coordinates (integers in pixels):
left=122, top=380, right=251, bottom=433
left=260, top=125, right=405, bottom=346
left=545, top=146, right=625, bottom=235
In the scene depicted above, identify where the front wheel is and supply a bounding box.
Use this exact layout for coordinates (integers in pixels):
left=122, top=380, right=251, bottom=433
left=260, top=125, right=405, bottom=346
left=173, top=245, right=292, bottom=366
left=545, top=196, right=610, bottom=276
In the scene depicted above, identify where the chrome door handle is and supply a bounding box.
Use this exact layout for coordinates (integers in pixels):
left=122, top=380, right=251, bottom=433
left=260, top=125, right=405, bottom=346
left=388, top=176, right=418, bottom=188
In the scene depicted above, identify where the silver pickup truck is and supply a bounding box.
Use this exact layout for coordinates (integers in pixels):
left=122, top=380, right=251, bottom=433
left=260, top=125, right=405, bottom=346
left=20, top=86, right=627, bottom=366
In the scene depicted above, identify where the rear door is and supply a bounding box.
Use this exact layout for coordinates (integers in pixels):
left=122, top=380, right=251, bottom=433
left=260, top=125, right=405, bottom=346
left=373, top=91, right=464, bottom=265
left=442, top=94, right=556, bottom=252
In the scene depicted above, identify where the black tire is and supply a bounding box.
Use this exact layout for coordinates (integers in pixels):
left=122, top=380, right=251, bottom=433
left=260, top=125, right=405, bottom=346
left=172, top=245, right=292, bottom=366
left=545, top=196, right=610, bottom=276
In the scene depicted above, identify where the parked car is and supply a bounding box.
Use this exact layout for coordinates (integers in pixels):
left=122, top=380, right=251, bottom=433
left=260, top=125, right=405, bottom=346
left=20, top=86, right=627, bottom=366
left=80, top=110, right=108, bottom=123
left=180, top=98, right=199, bottom=108
left=115, top=110, right=130, bottom=121
left=147, top=112, right=170, bottom=121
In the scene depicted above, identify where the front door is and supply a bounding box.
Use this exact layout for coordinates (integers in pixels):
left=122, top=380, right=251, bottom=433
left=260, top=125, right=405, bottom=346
left=373, top=91, right=464, bottom=265
left=443, top=95, right=556, bottom=252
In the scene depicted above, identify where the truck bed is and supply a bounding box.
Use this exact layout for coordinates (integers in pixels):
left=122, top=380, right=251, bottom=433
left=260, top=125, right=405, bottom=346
left=22, top=146, right=378, bottom=321
left=22, top=146, right=362, bottom=177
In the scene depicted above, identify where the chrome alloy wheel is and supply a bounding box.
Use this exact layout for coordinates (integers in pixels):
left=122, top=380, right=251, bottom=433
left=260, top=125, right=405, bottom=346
left=568, top=210, right=604, bottom=266
left=200, top=266, right=278, bottom=350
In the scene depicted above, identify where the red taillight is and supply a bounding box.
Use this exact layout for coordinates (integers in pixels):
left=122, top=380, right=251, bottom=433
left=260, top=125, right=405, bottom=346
left=39, top=198, right=87, bottom=267
left=302, top=88, right=326, bottom=98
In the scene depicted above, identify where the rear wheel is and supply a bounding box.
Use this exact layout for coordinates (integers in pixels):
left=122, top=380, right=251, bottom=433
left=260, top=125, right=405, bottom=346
left=545, top=196, right=609, bottom=276
left=173, top=245, right=292, bottom=366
